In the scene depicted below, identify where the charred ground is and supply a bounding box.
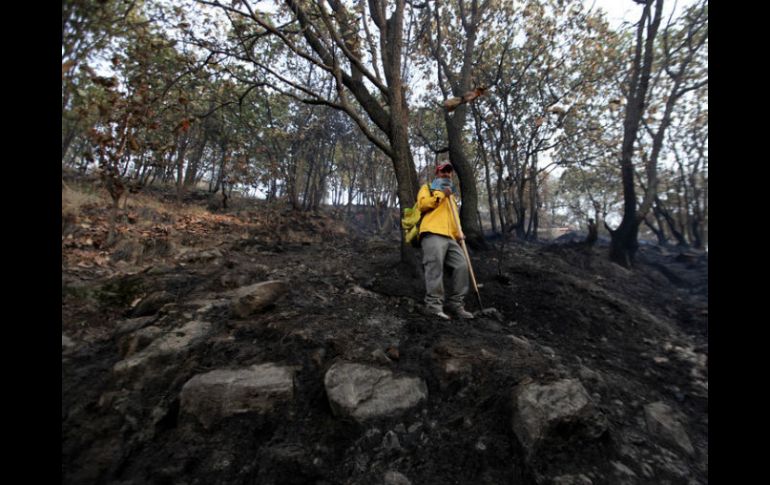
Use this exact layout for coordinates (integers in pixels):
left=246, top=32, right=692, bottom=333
left=62, top=180, right=707, bottom=485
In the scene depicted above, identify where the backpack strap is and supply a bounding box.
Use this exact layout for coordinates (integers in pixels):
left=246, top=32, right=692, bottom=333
left=416, top=184, right=431, bottom=242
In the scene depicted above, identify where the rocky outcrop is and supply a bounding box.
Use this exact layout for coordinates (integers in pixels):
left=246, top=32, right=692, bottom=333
left=324, top=362, right=428, bottom=423
left=230, top=280, right=289, bottom=318
left=511, top=378, right=607, bottom=457
left=180, top=363, right=296, bottom=428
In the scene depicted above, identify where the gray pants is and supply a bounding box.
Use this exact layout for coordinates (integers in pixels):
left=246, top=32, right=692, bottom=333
left=421, top=234, right=469, bottom=312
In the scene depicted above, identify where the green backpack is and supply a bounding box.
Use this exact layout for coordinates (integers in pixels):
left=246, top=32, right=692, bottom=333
left=402, top=185, right=428, bottom=247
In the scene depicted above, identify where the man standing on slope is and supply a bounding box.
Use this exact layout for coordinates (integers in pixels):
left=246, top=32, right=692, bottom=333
left=417, top=162, right=474, bottom=320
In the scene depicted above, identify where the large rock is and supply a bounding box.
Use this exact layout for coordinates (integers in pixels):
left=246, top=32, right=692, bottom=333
left=113, top=320, right=212, bottom=375
left=180, top=363, right=296, bottom=429
left=644, top=401, right=695, bottom=455
left=231, top=280, right=289, bottom=318
left=511, top=378, right=607, bottom=457
left=324, top=362, right=427, bottom=423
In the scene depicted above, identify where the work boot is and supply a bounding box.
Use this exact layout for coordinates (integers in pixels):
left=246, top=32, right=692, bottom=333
left=420, top=305, right=451, bottom=320
left=447, top=307, right=474, bottom=319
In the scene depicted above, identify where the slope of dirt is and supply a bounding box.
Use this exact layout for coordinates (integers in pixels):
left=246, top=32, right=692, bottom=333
left=62, top=185, right=707, bottom=485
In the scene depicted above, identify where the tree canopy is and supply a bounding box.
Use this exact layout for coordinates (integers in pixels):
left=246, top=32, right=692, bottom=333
left=62, top=0, right=708, bottom=261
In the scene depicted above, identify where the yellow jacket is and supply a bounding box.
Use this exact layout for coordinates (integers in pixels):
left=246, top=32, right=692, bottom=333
left=417, top=184, right=461, bottom=240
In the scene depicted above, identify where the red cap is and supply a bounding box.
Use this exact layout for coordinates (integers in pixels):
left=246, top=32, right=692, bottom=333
left=435, top=162, right=453, bottom=174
